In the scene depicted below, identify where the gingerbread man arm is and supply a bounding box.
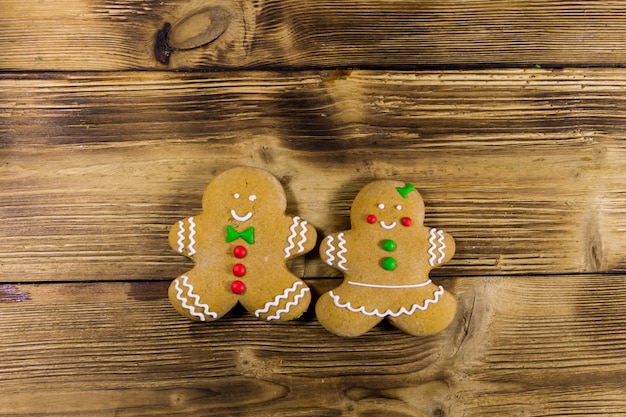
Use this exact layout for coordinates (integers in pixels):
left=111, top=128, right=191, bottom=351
left=282, top=216, right=317, bottom=260
left=425, top=227, right=455, bottom=268
left=319, top=231, right=350, bottom=271
left=168, top=215, right=201, bottom=259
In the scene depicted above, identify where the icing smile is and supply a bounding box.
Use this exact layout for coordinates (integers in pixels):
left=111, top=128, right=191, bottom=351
left=231, top=209, right=253, bottom=222
left=380, top=221, right=397, bottom=230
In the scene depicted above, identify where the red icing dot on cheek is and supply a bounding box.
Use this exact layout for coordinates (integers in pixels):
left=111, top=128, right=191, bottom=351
left=366, top=214, right=377, bottom=224
left=401, top=217, right=412, bottom=227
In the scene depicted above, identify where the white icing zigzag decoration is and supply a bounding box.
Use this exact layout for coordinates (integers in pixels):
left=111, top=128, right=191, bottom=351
left=428, top=228, right=446, bottom=266
left=285, top=218, right=299, bottom=258
left=436, top=230, right=446, bottom=263
left=284, top=217, right=309, bottom=258
left=324, top=235, right=336, bottom=266
left=329, top=285, right=445, bottom=318
left=336, top=232, right=348, bottom=271
left=187, top=217, right=196, bottom=257
left=324, top=233, right=348, bottom=270
left=176, top=220, right=185, bottom=253
left=176, top=217, right=197, bottom=256
left=254, top=281, right=309, bottom=320
left=266, top=286, right=310, bottom=321
left=174, top=275, right=217, bottom=321
left=297, top=220, right=308, bottom=253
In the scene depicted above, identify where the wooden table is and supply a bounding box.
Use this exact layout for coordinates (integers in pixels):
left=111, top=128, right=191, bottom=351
left=2, top=1, right=626, bottom=415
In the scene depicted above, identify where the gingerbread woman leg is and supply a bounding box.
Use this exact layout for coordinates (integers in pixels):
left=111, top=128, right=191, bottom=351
left=168, top=269, right=238, bottom=322
left=387, top=290, right=458, bottom=336
left=315, top=291, right=383, bottom=337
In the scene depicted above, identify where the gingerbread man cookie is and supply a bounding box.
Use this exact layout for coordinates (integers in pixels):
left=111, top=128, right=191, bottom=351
left=168, top=167, right=317, bottom=322
left=316, top=181, right=457, bottom=337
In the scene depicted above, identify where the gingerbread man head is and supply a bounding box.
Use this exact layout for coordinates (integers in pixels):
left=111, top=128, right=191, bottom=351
left=316, top=180, right=457, bottom=337
left=201, top=166, right=287, bottom=222
left=168, top=167, right=316, bottom=323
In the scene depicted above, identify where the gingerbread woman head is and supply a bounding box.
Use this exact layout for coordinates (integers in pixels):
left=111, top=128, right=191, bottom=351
left=351, top=181, right=425, bottom=240
left=316, top=180, right=457, bottom=337
left=168, top=167, right=317, bottom=323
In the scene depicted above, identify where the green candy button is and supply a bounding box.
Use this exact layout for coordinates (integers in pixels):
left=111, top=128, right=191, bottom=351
left=381, top=257, right=397, bottom=271
left=382, top=239, right=396, bottom=252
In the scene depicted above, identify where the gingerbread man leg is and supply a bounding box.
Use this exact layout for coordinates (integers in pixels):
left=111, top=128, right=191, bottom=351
left=168, top=269, right=238, bottom=322
left=387, top=290, right=458, bottom=336
left=239, top=270, right=311, bottom=322
left=315, top=290, right=383, bottom=337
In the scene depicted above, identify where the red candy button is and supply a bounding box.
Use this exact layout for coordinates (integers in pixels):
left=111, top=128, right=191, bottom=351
left=401, top=217, right=412, bottom=227
left=232, top=263, right=246, bottom=277
left=233, top=245, right=247, bottom=258
left=367, top=214, right=377, bottom=224
left=231, top=280, right=246, bottom=294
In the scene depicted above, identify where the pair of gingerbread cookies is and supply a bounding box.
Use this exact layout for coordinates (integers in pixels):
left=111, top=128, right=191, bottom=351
left=168, top=167, right=457, bottom=337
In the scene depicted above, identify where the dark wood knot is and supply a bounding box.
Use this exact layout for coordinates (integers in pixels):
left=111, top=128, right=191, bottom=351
left=154, top=6, right=232, bottom=65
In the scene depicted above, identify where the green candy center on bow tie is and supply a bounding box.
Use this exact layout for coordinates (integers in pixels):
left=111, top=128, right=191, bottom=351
left=226, top=225, right=255, bottom=244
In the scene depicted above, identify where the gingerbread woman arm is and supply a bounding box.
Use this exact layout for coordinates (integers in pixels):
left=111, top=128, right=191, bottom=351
left=425, top=227, right=455, bottom=268
left=168, top=215, right=201, bottom=259
left=319, top=231, right=350, bottom=271
left=282, top=216, right=317, bottom=260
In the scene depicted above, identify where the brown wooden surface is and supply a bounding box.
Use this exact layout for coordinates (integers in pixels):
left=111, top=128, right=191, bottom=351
left=3, top=1, right=626, bottom=70
left=3, top=0, right=626, bottom=415
left=3, top=69, right=626, bottom=282
left=2, top=276, right=626, bottom=416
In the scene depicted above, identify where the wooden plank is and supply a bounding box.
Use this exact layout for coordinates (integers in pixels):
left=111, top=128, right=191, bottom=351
left=451, top=274, right=626, bottom=416
left=1, top=275, right=626, bottom=415
left=3, top=69, right=626, bottom=281
left=3, top=1, right=626, bottom=70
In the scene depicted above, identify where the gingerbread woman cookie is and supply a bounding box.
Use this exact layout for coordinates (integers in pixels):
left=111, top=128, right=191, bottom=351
left=168, top=167, right=317, bottom=322
left=316, top=180, right=457, bottom=337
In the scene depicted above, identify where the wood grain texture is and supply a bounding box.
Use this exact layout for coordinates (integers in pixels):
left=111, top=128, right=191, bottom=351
left=3, top=69, right=626, bottom=281
left=4, top=0, right=626, bottom=414
left=3, top=0, right=626, bottom=70
left=1, top=275, right=625, bottom=416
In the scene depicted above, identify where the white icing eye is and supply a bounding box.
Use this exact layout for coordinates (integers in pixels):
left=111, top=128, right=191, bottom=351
left=249, top=194, right=257, bottom=201
left=378, top=203, right=385, bottom=209
left=396, top=205, right=403, bottom=210
left=234, top=193, right=240, bottom=199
